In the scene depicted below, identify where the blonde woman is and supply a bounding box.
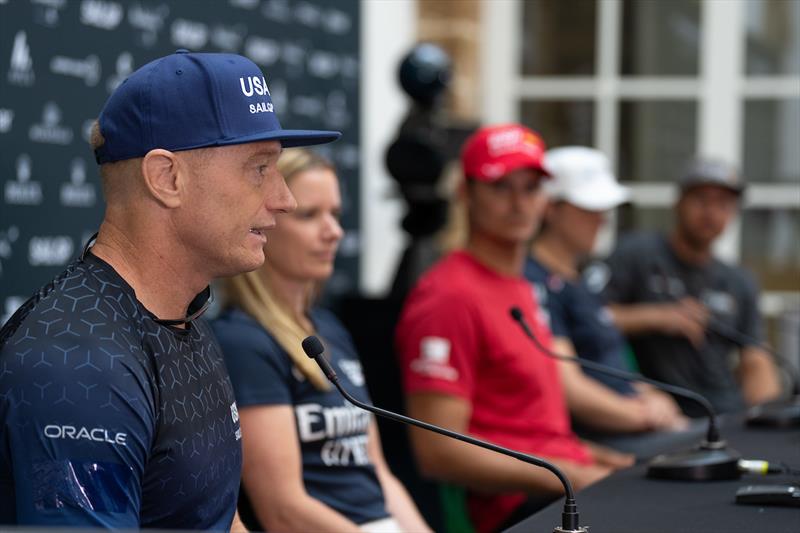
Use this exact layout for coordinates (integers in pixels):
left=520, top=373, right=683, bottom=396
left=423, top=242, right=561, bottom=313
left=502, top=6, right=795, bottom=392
left=211, top=149, right=430, bottom=533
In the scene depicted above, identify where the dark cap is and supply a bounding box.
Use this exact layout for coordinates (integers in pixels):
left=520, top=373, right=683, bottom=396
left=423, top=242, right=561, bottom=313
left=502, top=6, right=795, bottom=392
left=94, top=50, right=340, bottom=164
left=679, top=157, right=745, bottom=195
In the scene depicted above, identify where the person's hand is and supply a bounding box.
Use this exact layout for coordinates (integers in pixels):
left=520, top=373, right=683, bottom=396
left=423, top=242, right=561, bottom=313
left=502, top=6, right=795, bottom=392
left=658, top=297, right=709, bottom=348
left=571, top=464, right=613, bottom=491
left=638, top=389, right=690, bottom=431
left=585, top=442, right=635, bottom=471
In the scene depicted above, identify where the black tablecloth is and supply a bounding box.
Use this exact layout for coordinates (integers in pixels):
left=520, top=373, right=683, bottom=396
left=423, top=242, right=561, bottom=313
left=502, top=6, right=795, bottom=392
left=506, top=417, right=800, bottom=533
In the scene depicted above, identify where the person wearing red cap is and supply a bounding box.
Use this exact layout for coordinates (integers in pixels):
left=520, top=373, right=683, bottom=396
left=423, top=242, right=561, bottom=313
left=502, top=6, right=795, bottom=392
left=395, top=124, right=632, bottom=533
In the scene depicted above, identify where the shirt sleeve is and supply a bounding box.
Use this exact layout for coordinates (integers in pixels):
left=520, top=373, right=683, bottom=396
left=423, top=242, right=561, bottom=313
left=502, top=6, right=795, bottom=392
left=211, top=312, right=292, bottom=407
left=395, top=288, right=482, bottom=400
left=0, top=336, right=155, bottom=527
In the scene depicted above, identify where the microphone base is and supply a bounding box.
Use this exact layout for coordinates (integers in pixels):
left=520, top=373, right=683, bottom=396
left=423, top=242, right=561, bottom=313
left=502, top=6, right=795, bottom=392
left=646, top=441, right=741, bottom=481
left=554, top=528, right=589, bottom=533
left=745, top=396, right=800, bottom=429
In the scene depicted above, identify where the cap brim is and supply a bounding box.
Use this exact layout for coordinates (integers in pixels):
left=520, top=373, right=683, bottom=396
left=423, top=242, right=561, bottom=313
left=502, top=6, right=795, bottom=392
left=475, top=160, right=549, bottom=182
left=217, top=128, right=341, bottom=148
left=564, top=181, right=631, bottom=211
left=681, top=180, right=744, bottom=195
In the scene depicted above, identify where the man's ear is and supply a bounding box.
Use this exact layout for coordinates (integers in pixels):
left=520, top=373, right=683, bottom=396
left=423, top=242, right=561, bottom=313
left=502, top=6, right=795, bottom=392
left=141, top=149, right=183, bottom=208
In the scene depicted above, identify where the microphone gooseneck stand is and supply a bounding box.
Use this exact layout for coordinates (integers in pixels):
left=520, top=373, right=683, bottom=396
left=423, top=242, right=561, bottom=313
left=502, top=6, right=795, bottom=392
left=301, top=335, right=588, bottom=533
left=510, top=307, right=742, bottom=481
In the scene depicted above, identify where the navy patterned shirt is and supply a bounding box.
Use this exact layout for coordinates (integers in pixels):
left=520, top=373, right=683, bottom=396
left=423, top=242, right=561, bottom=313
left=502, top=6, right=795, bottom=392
left=0, top=252, right=242, bottom=528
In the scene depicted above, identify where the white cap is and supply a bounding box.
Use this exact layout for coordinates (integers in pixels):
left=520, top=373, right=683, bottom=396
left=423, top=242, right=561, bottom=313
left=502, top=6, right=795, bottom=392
left=542, top=146, right=630, bottom=211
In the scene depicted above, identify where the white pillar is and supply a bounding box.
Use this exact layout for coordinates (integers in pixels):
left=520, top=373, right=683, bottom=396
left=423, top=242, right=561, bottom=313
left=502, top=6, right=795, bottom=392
left=699, top=0, right=745, bottom=263
left=360, top=0, right=417, bottom=295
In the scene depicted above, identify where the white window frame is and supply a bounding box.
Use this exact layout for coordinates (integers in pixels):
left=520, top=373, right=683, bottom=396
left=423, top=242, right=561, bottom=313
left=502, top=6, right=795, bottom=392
left=482, top=0, right=800, bottom=316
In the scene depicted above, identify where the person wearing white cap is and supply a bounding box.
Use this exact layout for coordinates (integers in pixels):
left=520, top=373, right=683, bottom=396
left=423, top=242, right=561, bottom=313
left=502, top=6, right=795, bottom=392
left=602, top=157, right=782, bottom=417
left=526, top=147, right=689, bottom=437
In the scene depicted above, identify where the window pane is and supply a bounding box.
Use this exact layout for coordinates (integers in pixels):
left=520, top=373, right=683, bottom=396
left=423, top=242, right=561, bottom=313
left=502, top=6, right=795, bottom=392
left=745, top=0, right=800, bottom=75
left=618, top=101, right=697, bottom=182
left=741, top=209, right=800, bottom=292
left=621, top=0, right=701, bottom=76
left=521, top=0, right=596, bottom=75
left=615, top=206, right=671, bottom=235
left=520, top=100, right=594, bottom=148
left=743, top=99, right=800, bottom=182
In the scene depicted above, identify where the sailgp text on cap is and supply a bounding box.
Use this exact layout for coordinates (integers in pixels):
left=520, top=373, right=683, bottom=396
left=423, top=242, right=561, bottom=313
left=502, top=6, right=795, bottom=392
left=94, top=50, right=340, bottom=164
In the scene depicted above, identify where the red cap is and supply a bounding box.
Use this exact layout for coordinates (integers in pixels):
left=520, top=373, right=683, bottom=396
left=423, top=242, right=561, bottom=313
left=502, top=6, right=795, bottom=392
left=461, top=124, right=549, bottom=182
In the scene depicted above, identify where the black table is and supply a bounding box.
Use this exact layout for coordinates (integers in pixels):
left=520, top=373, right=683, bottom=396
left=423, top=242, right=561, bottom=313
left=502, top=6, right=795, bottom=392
left=506, top=418, right=800, bottom=533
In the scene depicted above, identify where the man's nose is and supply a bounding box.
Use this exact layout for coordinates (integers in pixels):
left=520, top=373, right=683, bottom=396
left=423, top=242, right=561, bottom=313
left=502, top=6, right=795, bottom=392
left=268, top=175, right=297, bottom=214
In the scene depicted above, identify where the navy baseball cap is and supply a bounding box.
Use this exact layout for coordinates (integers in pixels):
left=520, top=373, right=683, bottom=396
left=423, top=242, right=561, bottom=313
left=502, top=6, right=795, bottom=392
left=94, top=50, right=341, bottom=164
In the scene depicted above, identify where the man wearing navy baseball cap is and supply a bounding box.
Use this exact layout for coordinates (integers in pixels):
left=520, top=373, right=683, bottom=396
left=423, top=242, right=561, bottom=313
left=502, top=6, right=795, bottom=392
left=0, top=50, right=339, bottom=529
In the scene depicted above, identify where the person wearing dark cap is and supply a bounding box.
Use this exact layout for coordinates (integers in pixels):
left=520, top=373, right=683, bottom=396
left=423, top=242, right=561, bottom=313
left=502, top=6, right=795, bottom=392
left=395, top=124, right=632, bottom=533
left=0, top=50, right=339, bottom=528
left=601, top=157, right=782, bottom=417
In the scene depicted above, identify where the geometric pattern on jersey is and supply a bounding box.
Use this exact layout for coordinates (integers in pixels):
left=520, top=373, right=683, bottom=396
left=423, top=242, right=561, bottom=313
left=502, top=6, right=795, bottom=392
left=0, top=253, right=242, bottom=528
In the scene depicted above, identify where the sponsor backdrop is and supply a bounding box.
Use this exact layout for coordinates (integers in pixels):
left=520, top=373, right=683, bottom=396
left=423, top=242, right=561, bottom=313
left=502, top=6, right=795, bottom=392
left=0, top=0, right=360, bottom=324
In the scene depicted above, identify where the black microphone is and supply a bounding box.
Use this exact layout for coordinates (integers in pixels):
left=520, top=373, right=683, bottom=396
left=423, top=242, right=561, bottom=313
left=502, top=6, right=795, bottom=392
left=509, top=306, right=742, bottom=481
left=301, top=335, right=588, bottom=533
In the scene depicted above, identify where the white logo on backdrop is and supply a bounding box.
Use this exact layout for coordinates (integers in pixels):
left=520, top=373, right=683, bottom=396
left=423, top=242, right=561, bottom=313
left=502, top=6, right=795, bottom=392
left=0, top=109, right=13, bottom=133
left=81, top=119, right=95, bottom=143
left=4, top=155, right=43, bottom=206
left=294, top=1, right=321, bottom=28
left=335, top=143, right=359, bottom=170
left=127, top=3, right=169, bottom=47
left=267, top=79, right=288, bottom=111
left=261, top=0, right=290, bottom=22
left=325, top=91, right=350, bottom=129
left=244, top=36, right=280, bottom=66
left=338, top=232, right=359, bottom=258
left=7, top=31, right=34, bottom=87
left=322, top=8, right=351, bottom=35
left=282, top=43, right=305, bottom=70
left=106, top=52, right=133, bottom=93
left=340, top=55, right=358, bottom=78
left=60, top=158, right=96, bottom=207
left=28, top=235, right=74, bottom=266
left=80, top=0, right=123, bottom=30
left=230, top=0, right=259, bottom=9
left=32, top=0, right=67, bottom=27
left=308, top=50, right=339, bottom=79
left=50, top=54, right=101, bottom=86
left=0, top=226, right=20, bottom=279
left=291, top=95, right=323, bottom=117
left=211, top=24, right=246, bottom=52
left=171, top=19, right=209, bottom=49
left=29, top=102, right=74, bottom=145
left=2, top=295, right=25, bottom=326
